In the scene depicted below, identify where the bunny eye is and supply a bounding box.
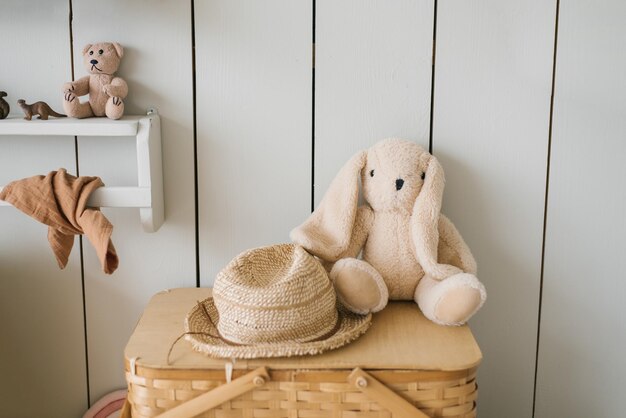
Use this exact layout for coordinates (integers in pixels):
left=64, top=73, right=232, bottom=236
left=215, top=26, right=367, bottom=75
left=369, top=169, right=375, bottom=177
left=421, top=172, right=426, bottom=180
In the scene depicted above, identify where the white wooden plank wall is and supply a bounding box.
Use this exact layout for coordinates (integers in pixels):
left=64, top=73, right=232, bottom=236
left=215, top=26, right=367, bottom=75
left=433, top=1, right=556, bottom=416
left=71, top=0, right=196, bottom=403
left=314, top=0, right=433, bottom=204
left=536, top=1, right=626, bottom=417
left=195, top=0, right=312, bottom=283
left=0, top=3, right=88, bottom=418
left=2, top=1, right=626, bottom=417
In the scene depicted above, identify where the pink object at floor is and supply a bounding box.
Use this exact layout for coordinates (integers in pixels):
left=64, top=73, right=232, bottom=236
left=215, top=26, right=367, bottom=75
left=83, top=389, right=127, bottom=418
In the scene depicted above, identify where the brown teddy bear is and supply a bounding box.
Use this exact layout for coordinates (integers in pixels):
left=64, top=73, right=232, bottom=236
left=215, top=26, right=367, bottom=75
left=62, top=42, right=127, bottom=120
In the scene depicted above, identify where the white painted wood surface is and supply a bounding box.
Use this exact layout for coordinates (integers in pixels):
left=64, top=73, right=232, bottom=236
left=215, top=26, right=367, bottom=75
left=0, top=115, right=164, bottom=234
left=314, top=0, right=433, bottom=207
left=432, top=1, right=556, bottom=417
left=70, top=0, right=196, bottom=403
left=536, top=1, right=626, bottom=416
left=195, top=0, right=312, bottom=284
left=0, top=186, right=151, bottom=208
left=0, top=116, right=141, bottom=136
left=2, top=2, right=626, bottom=417
left=0, top=2, right=87, bottom=418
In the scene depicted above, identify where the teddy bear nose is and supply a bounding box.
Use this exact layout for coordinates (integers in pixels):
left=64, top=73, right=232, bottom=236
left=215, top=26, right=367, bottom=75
left=90, top=59, right=98, bottom=65
left=395, top=178, right=404, bottom=191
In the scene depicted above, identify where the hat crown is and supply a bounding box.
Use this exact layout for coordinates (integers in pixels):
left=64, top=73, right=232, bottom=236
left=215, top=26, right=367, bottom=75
left=213, top=244, right=338, bottom=344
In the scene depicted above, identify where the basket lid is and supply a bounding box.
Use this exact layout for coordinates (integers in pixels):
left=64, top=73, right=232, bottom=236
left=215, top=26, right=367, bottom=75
left=125, top=288, right=482, bottom=372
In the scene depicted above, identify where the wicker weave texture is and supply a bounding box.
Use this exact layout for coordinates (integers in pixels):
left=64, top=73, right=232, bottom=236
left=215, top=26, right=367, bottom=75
left=126, top=369, right=477, bottom=418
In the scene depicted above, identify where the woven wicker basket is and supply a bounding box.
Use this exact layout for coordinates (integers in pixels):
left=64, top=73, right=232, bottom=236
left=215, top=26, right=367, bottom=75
left=123, top=288, right=481, bottom=418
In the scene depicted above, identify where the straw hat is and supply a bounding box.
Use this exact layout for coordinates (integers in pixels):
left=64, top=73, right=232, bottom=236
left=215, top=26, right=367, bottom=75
left=185, top=244, right=372, bottom=358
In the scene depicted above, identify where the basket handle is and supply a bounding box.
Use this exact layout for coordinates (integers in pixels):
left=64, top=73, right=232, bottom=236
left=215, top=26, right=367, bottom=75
left=348, top=368, right=430, bottom=418
left=154, top=366, right=270, bottom=418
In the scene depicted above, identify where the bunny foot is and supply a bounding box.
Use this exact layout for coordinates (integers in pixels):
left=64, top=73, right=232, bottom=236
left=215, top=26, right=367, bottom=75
left=415, top=273, right=486, bottom=326
left=330, top=258, right=388, bottom=314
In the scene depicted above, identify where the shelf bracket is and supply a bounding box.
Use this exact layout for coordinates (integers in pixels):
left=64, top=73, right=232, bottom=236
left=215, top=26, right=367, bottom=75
left=137, top=113, right=164, bottom=232
left=0, top=111, right=165, bottom=233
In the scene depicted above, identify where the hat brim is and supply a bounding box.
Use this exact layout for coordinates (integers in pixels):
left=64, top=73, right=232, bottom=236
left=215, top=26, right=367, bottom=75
left=185, top=297, right=372, bottom=359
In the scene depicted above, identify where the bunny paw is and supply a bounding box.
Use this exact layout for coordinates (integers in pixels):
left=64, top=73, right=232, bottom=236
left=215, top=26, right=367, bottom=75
left=415, top=273, right=486, bottom=326
left=330, top=258, right=388, bottom=314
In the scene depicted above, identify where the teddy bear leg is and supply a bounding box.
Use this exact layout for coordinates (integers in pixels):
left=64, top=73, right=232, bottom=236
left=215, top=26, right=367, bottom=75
left=414, top=273, right=486, bottom=326
left=63, top=93, right=94, bottom=119
left=330, top=258, right=388, bottom=314
left=105, top=97, right=125, bottom=120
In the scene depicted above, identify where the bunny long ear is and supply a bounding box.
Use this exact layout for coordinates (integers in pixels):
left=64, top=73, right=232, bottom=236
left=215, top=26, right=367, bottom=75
left=291, top=151, right=366, bottom=261
left=411, top=154, right=446, bottom=277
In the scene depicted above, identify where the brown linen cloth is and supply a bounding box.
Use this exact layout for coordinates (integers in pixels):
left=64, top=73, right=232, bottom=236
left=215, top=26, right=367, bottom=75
left=0, top=168, right=118, bottom=274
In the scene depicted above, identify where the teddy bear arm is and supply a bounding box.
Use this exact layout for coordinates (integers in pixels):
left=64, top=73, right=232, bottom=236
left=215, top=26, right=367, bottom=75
left=340, top=206, right=374, bottom=259
left=65, top=76, right=90, bottom=96
left=437, top=214, right=477, bottom=275
left=107, top=78, right=128, bottom=99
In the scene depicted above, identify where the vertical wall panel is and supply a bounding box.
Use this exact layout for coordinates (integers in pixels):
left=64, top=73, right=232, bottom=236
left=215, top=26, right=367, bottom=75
left=536, top=1, right=626, bottom=416
left=0, top=2, right=87, bottom=418
left=433, top=1, right=555, bottom=416
left=196, top=0, right=312, bottom=284
left=314, top=0, right=433, bottom=207
left=1, top=2, right=624, bottom=417
left=71, top=0, right=195, bottom=402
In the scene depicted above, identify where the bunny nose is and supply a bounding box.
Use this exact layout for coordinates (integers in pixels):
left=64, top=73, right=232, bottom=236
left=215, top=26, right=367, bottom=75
left=90, top=59, right=98, bottom=65
left=395, top=178, right=404, bottom=191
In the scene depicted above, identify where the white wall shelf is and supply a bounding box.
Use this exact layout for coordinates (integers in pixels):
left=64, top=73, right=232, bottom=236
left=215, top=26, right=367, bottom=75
left=0, top=111, right=164, bottom=232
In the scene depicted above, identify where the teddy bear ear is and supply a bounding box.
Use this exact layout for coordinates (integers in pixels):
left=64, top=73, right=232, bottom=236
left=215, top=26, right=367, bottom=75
left=112, top=43, right=124, bottom=58
left=82, top=44, right=93, bottom=55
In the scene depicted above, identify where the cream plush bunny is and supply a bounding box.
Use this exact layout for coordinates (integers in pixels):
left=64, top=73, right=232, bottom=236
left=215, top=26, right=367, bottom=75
left=291, top=138, right=486, bottom=326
